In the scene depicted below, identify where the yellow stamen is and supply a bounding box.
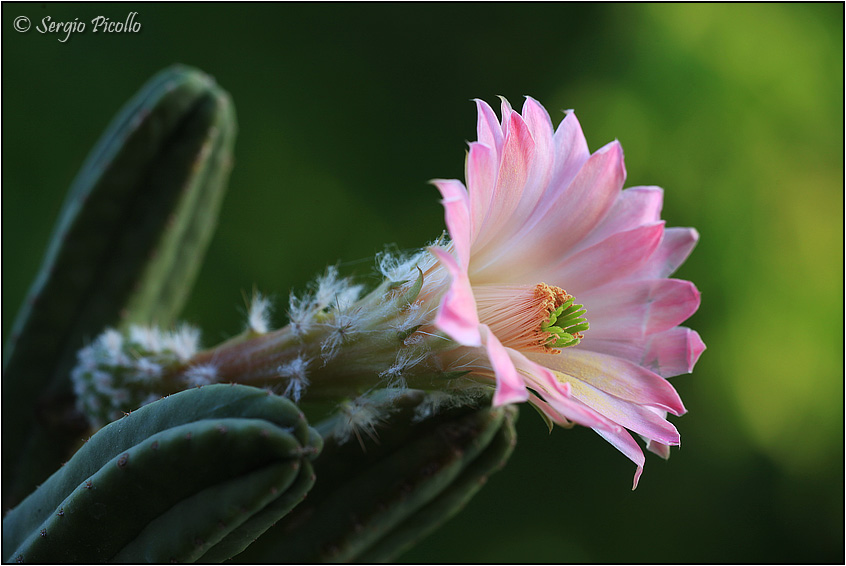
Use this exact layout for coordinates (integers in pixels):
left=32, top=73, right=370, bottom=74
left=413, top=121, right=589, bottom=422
left=475, top=283, right=584, bottom=354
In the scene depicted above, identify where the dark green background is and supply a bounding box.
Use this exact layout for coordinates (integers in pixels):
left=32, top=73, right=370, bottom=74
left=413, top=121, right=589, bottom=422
left=3, top=3, right=843, bottom=562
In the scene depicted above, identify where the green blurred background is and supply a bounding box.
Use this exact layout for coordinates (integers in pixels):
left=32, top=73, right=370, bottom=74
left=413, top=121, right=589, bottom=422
left=3, top=3, right=842, bottom=562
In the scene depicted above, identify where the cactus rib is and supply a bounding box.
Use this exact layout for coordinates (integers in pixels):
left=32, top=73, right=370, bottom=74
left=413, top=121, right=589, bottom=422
left=2, top=65, right=237, bottom=507
left=237, top=392, right=513, bottom=563
left=2, top=385, right=320, bottom=563
left=198, top=459, right=317, bottom=563
left=357, top=407, right=518, bottom=562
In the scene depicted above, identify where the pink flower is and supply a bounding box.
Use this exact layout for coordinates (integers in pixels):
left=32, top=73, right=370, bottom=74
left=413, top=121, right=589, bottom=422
left=426, top=97, right=704, bottom=488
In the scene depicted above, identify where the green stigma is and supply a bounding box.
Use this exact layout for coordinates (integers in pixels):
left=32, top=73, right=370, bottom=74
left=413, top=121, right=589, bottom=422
left=539, top=295, right=589, bottom=349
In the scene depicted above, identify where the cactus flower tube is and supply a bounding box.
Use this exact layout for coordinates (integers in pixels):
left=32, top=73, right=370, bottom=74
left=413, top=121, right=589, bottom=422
left=72, top=97, right=703, bottom=487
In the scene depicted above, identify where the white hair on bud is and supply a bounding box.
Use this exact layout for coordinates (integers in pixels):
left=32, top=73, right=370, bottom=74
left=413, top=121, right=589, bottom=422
left=412, top=388, right=487, bottom=423
left=183, top=363, right=219, bottom=387
left=131, top=358, right=163, bottom=383
left=313, top=266, right=363, bottom=313
left=379, top=347, right=427, bottom=387
left=288, top=290, right=316, bottom=338
left=320, top=311, right=360, bottom=363
left=313, top=266, right=342, bottom=310
left=333, top=395, right=394, bottom=447
left=335, top=283, right=364, bottom=312
left=128, top=325, right=164, bottom=353
left=391, top=301, right=432, bottom=339
left=164, top=324, right=200, bottom=362
left=376, top=247, right=431, bottom=283
left=98, top=328, right=125, bottom=363
left=277, top=356, right=311, bottom=402
left=92, top=369, right=114, bottom=390
left=248, top=291, right=273, bottom=334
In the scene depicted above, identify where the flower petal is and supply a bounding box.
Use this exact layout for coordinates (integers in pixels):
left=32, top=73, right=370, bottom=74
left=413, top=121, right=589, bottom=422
left=467, top=142, right=498, bottom=244
left=577, top=336, right=647, bottom=364
left=645, top=439, right=672, bottom=460
left=531, top=348, right=686, bottom=416
left=480, top=325, right=529, bottom=405
left=641, top=406, right=673, bottom=459
left=594, top=427, right=645, bottom=490
left=560, top=373, right=681, bottom=445
left=550, top=221, right=665, bottom=295
left=432, top=178, right=472, bottom=268
left=527, top=391, right=621, bottom=435
left=473, top=140, right=626, bottom=283
left=506, top=348, right=620, bottom=432
left=472, top=110, right=535, bottom=257
left=474, top=98, right=503, bottom=157
left=541, top=140, right=627, bottom=254
left=574, top=186, right=664, bottom=252
left=581, top=279, right=702, bottom=340
left=641, top=326, right=706, bottom=378
left=519, top=96, right=556, bottom=207
left=429, top=247, right=481, bottom=346
left=634, top=227, right=700, bottom=280
left=549, top=111, right=591, bottom=199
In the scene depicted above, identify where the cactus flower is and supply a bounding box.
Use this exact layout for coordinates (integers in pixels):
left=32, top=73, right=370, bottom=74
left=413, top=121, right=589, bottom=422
left=71, top=96, right=703, bottom=488
left=418, top=97, right=704, bottom=487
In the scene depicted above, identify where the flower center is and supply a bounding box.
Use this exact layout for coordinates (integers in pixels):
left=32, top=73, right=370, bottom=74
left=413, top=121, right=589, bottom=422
left=474, top=283, right=588, bottom=354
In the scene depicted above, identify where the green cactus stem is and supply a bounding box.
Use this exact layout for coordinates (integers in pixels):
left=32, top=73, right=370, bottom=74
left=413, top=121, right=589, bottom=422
left=2, top=65, right=237, bottom=506
left=197, top=459, right=316, bottom=563
left=236, top=390, right=517, bottom=563
left=2, top=385, right=320, bottom=564
left=357, top=408, right=517, bottom=562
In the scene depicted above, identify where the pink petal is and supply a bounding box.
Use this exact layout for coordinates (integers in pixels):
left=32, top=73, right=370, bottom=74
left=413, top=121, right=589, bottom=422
left=429, top=247, right=481, bottom=346
left=544, top=140, right=627, bottom=254
left=507, top=349, right=620, bottom=432
left=474, top=98, right=503, bottom=157
left=474, top=140, right=626, bottom=283
left=432, top=179, right=472, bottom=268
left=499, top=96, right=515, bottom=131
left=521, top=96, right=555, bottom=145
left=527, top=391, right=621, bottom=434
left=581, top=278, right=702, bottom=340
left=549, top=111, right=591, bottom=199
left=528, top=392, right=570, bottom=427
left=519, top=96, right=556, bottom=205
left=469, top=111, right=536, bottom=261
left=531, top=349, right=686, bottom=416
left=641, top=406, right=673, bottom=459
left=634, top=227, right=700, bottom=280
left=645, top=438, right=672, bottom=459
left=641, top=327, right=706, bottom=378
left=550, top=221, right=665, bottom=295
left=466, top=142, right=498, bottom=244
left=574, top=186, right=664, bottom=252
left=557, top=373, right=681, bottom=445
left=480, top=325, right=529, bottom=405
left=594, top=427, right=645, bottom=490
left=577, top=337, right=647, bottom=365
